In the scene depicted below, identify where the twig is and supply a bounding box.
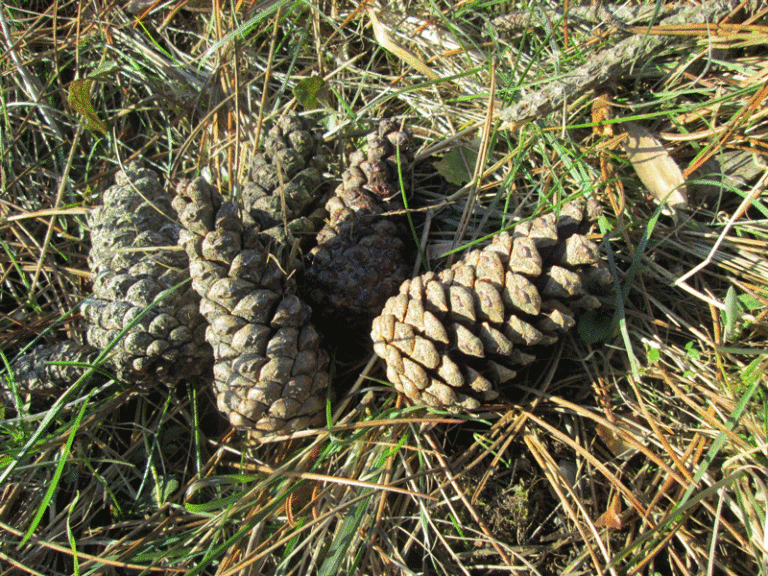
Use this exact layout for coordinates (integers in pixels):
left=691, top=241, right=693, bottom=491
left=498, top=1, right=734, bottom=130
left=451, top=58, right=496, bottom=251
left=491, top=3, right=676, bottom=33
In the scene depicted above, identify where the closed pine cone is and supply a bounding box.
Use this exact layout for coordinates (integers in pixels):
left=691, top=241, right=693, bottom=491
left=242, top=114, right=327, bottom=249
left=4, top=341, right=99, bottom=408
left=173, top=177, right=329, bottom=436
left=82, top=163, right=210, bottom=383
left=306, top=119, right=412, bottom=322
left=371, top=198, right=610, bottom=411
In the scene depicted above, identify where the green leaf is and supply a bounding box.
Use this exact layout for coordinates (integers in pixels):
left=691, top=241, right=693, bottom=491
left=737, top=292, right=764, bottom=312
left=150, top=475, right=180, bottom=507
left=68, top=79, right=108, bottom=135
left=88, top=60, right=120, bottom=81
left=434, top=144, right=479, bottom=186
left=293, top=75, right=326, bottom=110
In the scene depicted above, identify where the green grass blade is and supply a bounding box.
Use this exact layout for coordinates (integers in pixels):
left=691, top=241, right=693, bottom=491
left=19, top=388, right=94, bottom=546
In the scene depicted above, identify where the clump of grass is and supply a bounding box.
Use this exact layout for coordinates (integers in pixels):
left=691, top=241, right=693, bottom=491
left=2, top=1, right=767, bottom=574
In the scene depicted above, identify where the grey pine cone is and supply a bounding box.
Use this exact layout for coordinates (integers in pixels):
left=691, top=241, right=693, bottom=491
left=82, top=163, right=210, bottom=383
left=371, top=199, right=609, bottom=411
left=307, top=119, right=412, bottom=322
left=242, top=115, right=328, bottom=248
left=173, top=177, right=329, bottom=436
left=4, top=341, right=99, bottom=404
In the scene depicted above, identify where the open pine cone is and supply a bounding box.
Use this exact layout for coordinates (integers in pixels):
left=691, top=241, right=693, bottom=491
left=242, top=114, right=328, bottom=249
left=306, top=119, right=413, bottom=323
left=82, top=163, right=210, bottom=383
left=371, top=198, right=609, bottom=411
left=173, top=177, right=329, bottom=436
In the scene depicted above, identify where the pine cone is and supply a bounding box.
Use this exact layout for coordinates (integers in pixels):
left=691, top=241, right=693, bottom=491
left=82, top=163, right=210, bottom=383
left=242, top=115, right=328, bottom=249
left=306, top=119, right=412, bottom=323
left=371, top=199, right=609, bottom=411
left=173, top=177, right=329, bottom=436
left=4, top=341, right=99, bottom=405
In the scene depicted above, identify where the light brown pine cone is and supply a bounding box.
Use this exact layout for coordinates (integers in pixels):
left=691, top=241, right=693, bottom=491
left=242, top=115, right=328, bottom=249
left=173, top=177, right=329, bottom=436
left=82, top=163, right=210, bottom=383
left=306, top=119, right=413, bottom=323
left=371, top=198, right=610, bottom=411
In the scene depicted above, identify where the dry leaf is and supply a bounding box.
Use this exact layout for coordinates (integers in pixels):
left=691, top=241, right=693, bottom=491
left=623, top=121, right=688, bottom=214
left=368, top=9, right=438, bottom=80
left=124, top=0, right=155, bottom=14
left=596, top=421, right=639, bottom=460
left=595, top=492, right=623, bottom=530
left=592, top=92, right=613, bottom=134
left=424, top=241, right=457, bottom=262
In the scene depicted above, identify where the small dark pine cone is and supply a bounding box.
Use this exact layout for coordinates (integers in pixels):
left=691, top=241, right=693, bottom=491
left=306, top=119, right=413, bottom=323
left=242, top=115, right=328, bottom=250
left=371, top=198, right=610, bottom=411
left=82, top=163, right=210, bottom=383
left=173, top=177, right=329, bottom=436
left=3, top=341, right=99, bottom=407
